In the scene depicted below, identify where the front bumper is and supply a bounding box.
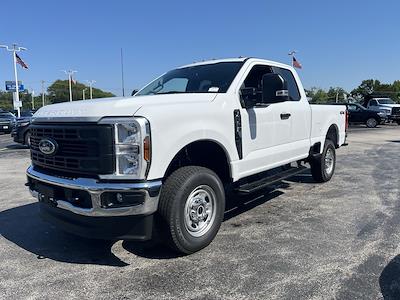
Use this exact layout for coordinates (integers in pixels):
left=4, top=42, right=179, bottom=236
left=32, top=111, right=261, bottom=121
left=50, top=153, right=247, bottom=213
left=388, top=115, right=400, bottom=121
left=26, top=166, right=162, bottom=240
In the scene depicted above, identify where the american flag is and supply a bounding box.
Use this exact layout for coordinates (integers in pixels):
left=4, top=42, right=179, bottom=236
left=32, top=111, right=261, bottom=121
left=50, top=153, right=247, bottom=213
left=15, top=53, right=28, bottom=69
left=292, top=56, right=302, bottom=69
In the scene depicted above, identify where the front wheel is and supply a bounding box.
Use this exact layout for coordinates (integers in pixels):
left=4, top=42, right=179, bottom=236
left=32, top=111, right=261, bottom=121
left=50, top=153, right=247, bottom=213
left=366, top=117, right=378, bottom=128
left=310, top=140, right=336, bottom=183
left=158, top=166, right=225, bottom=254
left=24, top=131, right=31, bottom=147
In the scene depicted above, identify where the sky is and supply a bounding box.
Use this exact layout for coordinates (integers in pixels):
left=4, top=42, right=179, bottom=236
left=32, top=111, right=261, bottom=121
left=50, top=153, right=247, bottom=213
left=0, top=0, right=399, bottom=96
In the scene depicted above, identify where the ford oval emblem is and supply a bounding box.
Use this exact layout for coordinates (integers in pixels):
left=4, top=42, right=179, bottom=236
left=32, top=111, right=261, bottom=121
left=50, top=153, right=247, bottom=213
left=38, top=138, right=58, bottom=155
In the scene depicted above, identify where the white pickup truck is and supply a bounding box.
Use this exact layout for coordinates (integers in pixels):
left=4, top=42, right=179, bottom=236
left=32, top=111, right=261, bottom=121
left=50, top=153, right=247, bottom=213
left=27, top=58, right=347, bottom=254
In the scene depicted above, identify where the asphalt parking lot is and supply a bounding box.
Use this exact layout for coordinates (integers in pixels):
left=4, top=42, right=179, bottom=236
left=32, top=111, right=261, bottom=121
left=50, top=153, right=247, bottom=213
left=1, top=125, right=400, bottom=300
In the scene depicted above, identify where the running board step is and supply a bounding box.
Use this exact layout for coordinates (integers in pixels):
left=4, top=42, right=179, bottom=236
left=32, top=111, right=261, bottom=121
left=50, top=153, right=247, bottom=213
left=235, top=166, right=308, bottom=194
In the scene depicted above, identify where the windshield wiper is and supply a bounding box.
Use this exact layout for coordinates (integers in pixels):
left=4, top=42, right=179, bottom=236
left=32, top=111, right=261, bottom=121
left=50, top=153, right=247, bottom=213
left=155, top=91, right=186, bottom=95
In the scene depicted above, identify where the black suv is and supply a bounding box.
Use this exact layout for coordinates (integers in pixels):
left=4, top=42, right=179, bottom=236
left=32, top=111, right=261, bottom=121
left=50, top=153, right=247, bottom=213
left=0, top=111, right=17, bottom=134
left=11, top=111, right=33, bottom=146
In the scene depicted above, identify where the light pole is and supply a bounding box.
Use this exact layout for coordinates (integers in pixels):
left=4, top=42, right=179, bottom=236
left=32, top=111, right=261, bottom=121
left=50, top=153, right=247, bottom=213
left=86, top=80, right=96, bottom=99
left=0, top=44, right=27, bottom=117
left=41, top=80, right=45, bottom=107
left=82, top=88, right=87, bottom=100
left=62, top=70, right=77, bottom=102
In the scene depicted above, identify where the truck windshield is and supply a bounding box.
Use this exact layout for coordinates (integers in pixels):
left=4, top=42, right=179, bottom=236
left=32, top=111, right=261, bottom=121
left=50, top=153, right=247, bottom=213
left=377, top=98, right=395, bottom=104
left=136, top=62, right=244, bottom=96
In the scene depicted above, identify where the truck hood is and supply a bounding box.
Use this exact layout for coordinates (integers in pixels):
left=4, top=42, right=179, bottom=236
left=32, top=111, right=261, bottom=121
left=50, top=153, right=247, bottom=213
left=33, top=94, right=217, bottom=122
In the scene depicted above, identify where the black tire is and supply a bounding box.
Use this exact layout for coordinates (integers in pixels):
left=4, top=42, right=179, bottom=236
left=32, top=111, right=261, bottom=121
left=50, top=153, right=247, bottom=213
left=366, top=117, right=378, bottom=128
left=24, top=131, right=31, bottom=147
left=310, top=140, right=336, bottom=183
left=158, top=166, right=225, bottom=254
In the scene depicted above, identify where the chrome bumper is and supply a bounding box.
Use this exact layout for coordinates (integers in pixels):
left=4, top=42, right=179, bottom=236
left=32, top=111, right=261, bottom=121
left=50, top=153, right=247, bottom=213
left=26, top=166, right=161, bottom=217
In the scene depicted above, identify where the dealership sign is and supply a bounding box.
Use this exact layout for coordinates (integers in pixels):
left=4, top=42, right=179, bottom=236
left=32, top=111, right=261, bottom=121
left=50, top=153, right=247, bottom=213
left=5, top=81, right=24, bottom=92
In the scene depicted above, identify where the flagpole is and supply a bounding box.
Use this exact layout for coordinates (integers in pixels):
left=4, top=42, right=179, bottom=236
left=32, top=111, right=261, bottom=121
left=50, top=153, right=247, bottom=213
left=288, top=50, right=296, bottom=68
left=12, top=48, right=21, bottom=117
left=0, top=44, right=27, bottom=118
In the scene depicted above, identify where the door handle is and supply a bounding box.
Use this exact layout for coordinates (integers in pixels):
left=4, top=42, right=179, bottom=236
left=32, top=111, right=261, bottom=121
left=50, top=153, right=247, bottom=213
left=280, top=113, right=291, bottom=120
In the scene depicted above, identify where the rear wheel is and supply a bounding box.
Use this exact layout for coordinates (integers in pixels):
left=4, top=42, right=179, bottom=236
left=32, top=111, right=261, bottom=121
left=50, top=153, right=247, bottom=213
left=310, top=140, right=336, bottom=183
left=366, top=118, right=378, bottom=128
left=158, top=166, right=225, bottom=254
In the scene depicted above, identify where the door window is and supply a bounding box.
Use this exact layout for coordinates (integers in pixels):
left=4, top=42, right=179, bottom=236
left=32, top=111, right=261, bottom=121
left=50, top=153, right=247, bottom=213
left=272, top=67, right=301, bottom=101
left=240, top=65, right=273, bottom=104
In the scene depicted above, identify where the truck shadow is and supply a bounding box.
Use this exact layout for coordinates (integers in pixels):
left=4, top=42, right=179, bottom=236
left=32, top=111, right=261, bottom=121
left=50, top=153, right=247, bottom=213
left=123, top=187, right=286, bottom=258
left=0, top=203, right=128, bottom=267
left=1, top=178, right=306, bottom=262
left=5, top=144, right=29, bottom=150
left=380, top=255, right=400, bottom=299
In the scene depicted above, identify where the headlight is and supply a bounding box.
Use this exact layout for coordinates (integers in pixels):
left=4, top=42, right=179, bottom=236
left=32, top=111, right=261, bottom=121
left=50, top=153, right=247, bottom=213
left=98, top=117, right=151, bottom=179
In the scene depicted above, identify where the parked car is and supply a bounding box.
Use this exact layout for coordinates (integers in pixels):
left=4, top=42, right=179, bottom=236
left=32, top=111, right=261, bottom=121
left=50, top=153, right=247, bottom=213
left=363, top=98, right=400, bottom=124
left=26, top=57, right=347, bottom=254
left=0, top=111, right=16, bottom=134
left=11, top=111, right=33, bottom=146
left=345, top=103, right=386, bottom=128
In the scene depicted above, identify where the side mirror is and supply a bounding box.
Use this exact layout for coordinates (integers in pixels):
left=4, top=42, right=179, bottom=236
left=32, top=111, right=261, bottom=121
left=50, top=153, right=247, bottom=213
left=240, top=87, right=257, bottom=108
left=262, top=74, right=289, bottom=104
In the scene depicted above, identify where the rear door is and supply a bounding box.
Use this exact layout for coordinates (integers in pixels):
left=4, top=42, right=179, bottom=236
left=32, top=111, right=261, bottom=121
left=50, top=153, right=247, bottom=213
left=236, top=63, right=310, bottom=178
left=237, top=64, right=281, bottom=176
left=271, top=67, right=311, bottom=161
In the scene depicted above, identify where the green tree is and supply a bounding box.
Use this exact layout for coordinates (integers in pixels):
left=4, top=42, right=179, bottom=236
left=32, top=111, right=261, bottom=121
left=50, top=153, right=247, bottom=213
left=47, top=80, right=115, bottom=104
left=351, top=79, right=400, bottom=103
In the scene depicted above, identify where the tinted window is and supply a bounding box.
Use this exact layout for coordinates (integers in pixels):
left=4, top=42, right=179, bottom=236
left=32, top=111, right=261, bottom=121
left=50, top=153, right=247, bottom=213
left=272, top=67, right=301, bottom=101
left=377, top=98, right=395, bottom=104
left=370, top=100, right=377, bottom=106
left=348, top=105, right=357, bottom=112
left=136, top=62, right=244, bottom=96
left=0, top=112, right=14, bottom=118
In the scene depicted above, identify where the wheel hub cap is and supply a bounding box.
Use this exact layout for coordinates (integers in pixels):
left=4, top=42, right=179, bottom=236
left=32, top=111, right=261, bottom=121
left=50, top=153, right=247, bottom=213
left=184, top=185, right=217, bottom=237
left=325, top=148, right=334, bottom=174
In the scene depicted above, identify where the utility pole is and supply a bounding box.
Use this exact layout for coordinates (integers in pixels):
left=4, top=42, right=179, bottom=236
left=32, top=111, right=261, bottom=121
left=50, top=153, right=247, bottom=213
left=0, top=43, right=28, bottom=118
left=41, top=80, right=45, bottom=107
left=120, top=48, right=125, bottom=97
left=31, top=89, right=35, bottom=110
left=62, top=70, right=77, bottom=102
left=86, top=80, right=96, bottom=99
left=288, top=50, right=297, bottom=67
left=82, top=88, right=87, bottom=100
